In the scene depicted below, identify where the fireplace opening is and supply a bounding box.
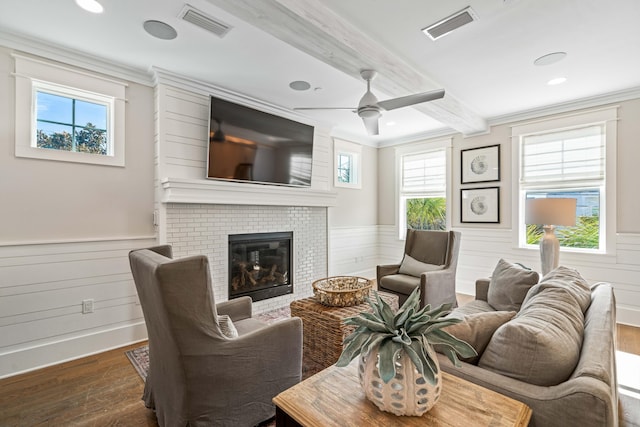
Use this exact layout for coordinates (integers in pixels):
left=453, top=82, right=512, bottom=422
left=228, top=232, right=293, bottom=302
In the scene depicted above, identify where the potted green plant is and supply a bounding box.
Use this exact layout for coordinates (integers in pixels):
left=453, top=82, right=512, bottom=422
left=336, top=287, right=476, bottom=416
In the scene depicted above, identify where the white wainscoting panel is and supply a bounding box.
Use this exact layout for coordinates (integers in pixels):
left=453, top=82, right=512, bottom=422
left=0, top=237, right=156, bottom=378
left=328, top=226, right=380, bottom=279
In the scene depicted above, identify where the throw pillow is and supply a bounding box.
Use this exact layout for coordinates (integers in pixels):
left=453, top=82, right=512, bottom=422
left=218, top=314, right=239, bottom=338
left=479, top=277, right=588, bottom=386
left=487, top=259, right=539, bottom=312
left=398, top=254, right=443, bottom=277
left=437, top=310, right=516, bottom=364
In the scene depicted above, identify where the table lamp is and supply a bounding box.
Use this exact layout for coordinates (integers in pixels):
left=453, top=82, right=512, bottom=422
left=525, top=198, right=577, bottom=276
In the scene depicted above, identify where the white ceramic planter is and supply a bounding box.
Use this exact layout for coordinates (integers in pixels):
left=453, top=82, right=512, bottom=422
left=358, top=345, right=442, bottom=416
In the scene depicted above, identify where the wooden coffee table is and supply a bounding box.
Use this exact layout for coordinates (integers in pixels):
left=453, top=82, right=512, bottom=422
left=273, top=360, right=532, bottom=427
left=290, top=292, right=399, bottom=369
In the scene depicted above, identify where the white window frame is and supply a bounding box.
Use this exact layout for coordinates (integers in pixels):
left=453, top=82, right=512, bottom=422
left=395, top=138, right=452, bottom=239
left=13, top=53, right=127, bottom=167
left=511, top=107, right=617, bottom=255
left=334, top=138, right=362, bottom=189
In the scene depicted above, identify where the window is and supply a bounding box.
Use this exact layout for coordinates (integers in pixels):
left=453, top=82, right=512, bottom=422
left=334, top=138, right=361, bottom=188
left=513, top=108, right=617, bottom=254
left=337, top=152, right=353, bottom=184
left=35, top=83, right=110, bottom=155
left=13, top=53, right=126, bottom=166
left=396, top=139, right=451, bottom=238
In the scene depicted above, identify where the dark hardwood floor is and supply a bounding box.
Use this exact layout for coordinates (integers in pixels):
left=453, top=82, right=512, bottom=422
left=1, top=304, right=638, bottom=426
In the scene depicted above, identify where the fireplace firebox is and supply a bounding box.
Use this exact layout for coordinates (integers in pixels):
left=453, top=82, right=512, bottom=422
left=228, top=232, right=293, bottom=302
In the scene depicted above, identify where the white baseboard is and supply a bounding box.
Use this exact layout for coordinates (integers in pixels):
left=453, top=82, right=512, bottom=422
left=617, top=306, right=640, bottom=327
left=0, top=322, right=148, bottom=379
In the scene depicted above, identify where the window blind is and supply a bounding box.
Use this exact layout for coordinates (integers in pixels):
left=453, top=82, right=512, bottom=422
left=402, top=149, right=446, bottom=193
left=521, top=125, right=605, bottom=185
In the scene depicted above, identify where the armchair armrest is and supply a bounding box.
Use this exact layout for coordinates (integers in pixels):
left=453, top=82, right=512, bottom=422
left=377, top=264, right=400, bottom=284
left=216, top=296, right=252, bottom=321
left=475, top=278, right=490, bottom=302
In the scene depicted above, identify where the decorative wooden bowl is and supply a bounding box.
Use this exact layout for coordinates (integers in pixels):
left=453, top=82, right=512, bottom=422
left=312, top=276, right=372, bottom=307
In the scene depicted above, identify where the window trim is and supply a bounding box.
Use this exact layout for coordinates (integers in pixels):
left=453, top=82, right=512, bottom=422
left=511, top=107, right=617, bottom=255
left=13, top=53, right=127, bottom=167
left=333, top=138, right=362, bottom=189
left=395, top=138, right=452, bottom=239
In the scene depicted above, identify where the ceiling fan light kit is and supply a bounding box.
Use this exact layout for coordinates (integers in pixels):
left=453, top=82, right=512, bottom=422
left=294, top=69, right=445, bottom=136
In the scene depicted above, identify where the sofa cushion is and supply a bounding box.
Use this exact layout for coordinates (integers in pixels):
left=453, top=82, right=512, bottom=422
left=487, top=259, right=539, bottom=312
left=398, top=254, right=443, bottom=277
left=440, top=310, right=516, bottom=364
left=478, top=266, right=591, bottom=386
left=522, top=266, right=591, bottom=312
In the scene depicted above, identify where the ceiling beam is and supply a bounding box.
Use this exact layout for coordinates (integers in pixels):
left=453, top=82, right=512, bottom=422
left=206, top=0, right=487, bottom=135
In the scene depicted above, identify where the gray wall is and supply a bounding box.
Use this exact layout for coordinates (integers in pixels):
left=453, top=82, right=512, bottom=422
left=0, top=47, right=155, bottom=242
left=0, top=46, right=157, bottom=378
left=329, top=143, right=378, bottom=227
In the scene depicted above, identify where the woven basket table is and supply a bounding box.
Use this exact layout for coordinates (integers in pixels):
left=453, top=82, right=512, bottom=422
left=290, top=291, right=399, bottom=370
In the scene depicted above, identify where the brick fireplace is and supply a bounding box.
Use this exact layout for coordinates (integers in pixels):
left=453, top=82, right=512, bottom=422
left=164, top=203, right=328, bottom=312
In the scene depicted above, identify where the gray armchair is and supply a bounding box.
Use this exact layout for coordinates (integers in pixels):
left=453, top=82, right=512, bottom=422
left=377, top=230, right=461, bottom=308
left=129, top=245, right=303, bottom=427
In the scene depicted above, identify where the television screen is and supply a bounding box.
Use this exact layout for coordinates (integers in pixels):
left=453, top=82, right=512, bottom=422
left=207, top=95, right=314, bottom=187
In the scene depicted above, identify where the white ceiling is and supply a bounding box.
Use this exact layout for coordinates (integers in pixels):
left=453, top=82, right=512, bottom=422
left=1, top=0, right=640, bottom=144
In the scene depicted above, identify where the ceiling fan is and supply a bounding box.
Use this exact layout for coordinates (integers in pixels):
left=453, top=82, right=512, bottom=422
left=294, top=70, right=445, bottom=136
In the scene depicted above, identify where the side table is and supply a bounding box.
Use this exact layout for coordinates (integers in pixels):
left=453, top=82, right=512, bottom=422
left=290, top=291, right=399, bottom=370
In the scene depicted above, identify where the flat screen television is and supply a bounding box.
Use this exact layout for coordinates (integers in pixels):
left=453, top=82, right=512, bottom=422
left=207, top=95, right=314, bottom=187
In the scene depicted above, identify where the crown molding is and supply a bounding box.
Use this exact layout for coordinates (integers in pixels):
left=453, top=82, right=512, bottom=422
left=488, top=86, right=640, bottom=129
left=0, top=30, right=154, bottom=86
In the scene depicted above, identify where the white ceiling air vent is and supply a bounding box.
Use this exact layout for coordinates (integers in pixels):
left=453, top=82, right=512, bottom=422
left=179, top=4, right=232, bottom=38
left=422, top=6, right=477, bottom=41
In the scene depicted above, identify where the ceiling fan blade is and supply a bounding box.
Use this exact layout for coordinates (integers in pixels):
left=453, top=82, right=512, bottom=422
left=293, top=107, right=356, bottom=111
left=362, top=116, right=379, bottom=135
left=378, top=89, right=445, bottom=111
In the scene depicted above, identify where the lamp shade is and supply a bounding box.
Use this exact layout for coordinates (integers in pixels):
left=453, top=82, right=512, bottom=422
left=525, top=198, right=577, bottom=226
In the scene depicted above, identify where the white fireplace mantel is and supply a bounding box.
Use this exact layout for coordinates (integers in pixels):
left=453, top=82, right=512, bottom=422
left=161, top=177, right=338, bottom=207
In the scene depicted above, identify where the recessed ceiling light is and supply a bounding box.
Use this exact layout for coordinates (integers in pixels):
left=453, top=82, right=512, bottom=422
left=143, top=20, right=178, bottom=40
left=534, top=52, right=567, bottom=66
left=289, top=81, right=311, bottom=91
left=75, top=0, right=103, bottom=14
left=547, top=77, right=567, bottom=86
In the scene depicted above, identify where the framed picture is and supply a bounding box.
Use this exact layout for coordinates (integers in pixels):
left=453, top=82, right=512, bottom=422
left=461, top=144, right=500, bottom=184
left=461, top=187, right=500, bottom=223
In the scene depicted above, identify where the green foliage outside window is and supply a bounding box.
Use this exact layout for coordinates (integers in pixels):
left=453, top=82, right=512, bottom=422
left=406, top=197, right=446, bottom=231
left=526, top=216, right=599, bottom=249
left=37, top=124, right=107, bottom=154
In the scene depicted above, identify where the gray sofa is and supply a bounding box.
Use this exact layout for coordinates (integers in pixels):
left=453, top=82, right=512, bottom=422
left=437, top=263, right=618, bottom=427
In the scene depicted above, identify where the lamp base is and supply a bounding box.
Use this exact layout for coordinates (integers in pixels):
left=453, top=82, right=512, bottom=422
left=540, top=225, right=560, bottom=276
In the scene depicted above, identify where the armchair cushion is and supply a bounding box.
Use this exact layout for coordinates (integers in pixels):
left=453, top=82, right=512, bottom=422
left=398, top=254, right=444, bottom=277
left=487, top=259, right=539, bottom=312
left=379, top=274, right=420, bottom=296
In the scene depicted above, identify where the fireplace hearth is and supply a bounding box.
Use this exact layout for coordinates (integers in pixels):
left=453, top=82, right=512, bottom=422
left=228, top=232, right=293, bottom=302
